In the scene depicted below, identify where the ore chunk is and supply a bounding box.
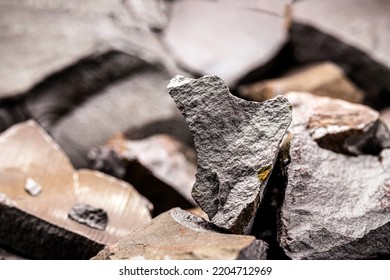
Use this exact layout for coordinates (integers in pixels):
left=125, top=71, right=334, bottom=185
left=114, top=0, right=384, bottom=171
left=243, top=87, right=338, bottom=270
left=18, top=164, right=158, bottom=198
left=278, top=92, right=390, bottom=259
left=0, top=121, right=152, bottom=259
left=89, top=133, right=196, bottom=215
left=290, top=0, right=390, bottom=108
left=239, top=62, right=364, bottom=103
left=163, top=0, right=287, bottom=87
left=167, top=75, right=292, bottom=234
left=24, top=178, right=42, bottom=197
left=68, top=203, right=108, bottom=231
left=93, top=208, right=268, bottom=260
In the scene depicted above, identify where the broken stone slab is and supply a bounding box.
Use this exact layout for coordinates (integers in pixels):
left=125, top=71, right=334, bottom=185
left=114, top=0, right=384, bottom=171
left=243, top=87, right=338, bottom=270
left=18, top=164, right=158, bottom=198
left=239, top=62, right=364, bottom=103
left=290, top=0, right=390, bottom=108
left=288, top=92, right=390, bottom=155
left=88, top=133, right=196, bottom=215
left=163, top=0, right=287, bottom=87
left=278, top=92, right=390, bottom=259
left=167, top=75, right=292, bottom=234
left=0, top=0, right=176, bottom=98
left=0, top=121, right=152, bottom=259
left=92, top=208, right=268, bottom=260
left=48, top=64, right=190, bottom=168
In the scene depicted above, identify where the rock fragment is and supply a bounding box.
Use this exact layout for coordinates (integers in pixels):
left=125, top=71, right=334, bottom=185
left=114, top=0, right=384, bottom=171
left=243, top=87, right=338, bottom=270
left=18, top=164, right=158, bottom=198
left=239, top=62, right=364, bottom=103
left=163, top=0, right=287, bottom=87
left=278, top=92, right=390, bottom=259
left=168, top=75, right=292, bottom=234
left=68, top=203, right=108, bottom=231
left=292, top=93, right=390, bottom=155
left=89, top=133, right=196, bottom=215
left=290, top=0, right=390, bottom=107
left=92, top=208, right=268, bottom=260
left=0, top=121, right=152, bottom=259
left=24, top=178, right=42, bottom=197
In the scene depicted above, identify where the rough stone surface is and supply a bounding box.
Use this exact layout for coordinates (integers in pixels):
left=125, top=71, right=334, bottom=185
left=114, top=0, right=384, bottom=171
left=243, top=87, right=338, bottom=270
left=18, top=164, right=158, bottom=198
left=163, top=0, right=287, bottom=87
left=168, top=75, right=292, bottom=234
left=89, top=133, right=196, bottom=215
left=92, top=208, right=268, bottom=260
left=68, top=203, right=108, bottom=231
left=0, top=121, right=152, bottom=259
left=278, top=92, right=390, bottom=259
left=239, top=62, right=364, bottom=103
left=291, top=0, right=390, bottom=108
left=290, top=92, right=390, bottom=155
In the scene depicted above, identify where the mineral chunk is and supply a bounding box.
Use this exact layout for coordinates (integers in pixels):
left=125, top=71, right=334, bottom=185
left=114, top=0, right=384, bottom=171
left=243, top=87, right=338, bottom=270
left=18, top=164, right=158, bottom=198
left=0, top=121, right=152, bottom=259
left=163, top=0, right=287, bottom=87
left=290, top=0, right=390, bottom=107
left=167, top=75, right=292, bottom=234
left=89, top=133, right=196, bottom=215
left=68, top=203, right=108, bottom=231
left=92, top=208, right=268, bottom=260
left=239, top=62, right=364, bottom=103
left=278, top=92, right=390, bottom=259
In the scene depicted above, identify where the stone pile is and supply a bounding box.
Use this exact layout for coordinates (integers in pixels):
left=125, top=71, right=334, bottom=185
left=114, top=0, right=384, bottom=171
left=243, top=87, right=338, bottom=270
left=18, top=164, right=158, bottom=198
left=0, top=0, right=389, bottom=260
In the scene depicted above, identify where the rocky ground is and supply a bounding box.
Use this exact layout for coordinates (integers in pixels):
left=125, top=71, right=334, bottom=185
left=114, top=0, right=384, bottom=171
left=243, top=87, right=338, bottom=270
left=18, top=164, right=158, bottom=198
left=0, top=0, right=389, bottom=260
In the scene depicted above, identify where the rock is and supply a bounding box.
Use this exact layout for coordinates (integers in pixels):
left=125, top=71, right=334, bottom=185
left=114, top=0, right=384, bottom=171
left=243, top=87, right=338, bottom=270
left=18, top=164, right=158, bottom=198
left=290, top=0, right=390, bottom=108
left=0, top=0, right=173, bottom=98
left=49, top=64, right=189, bottom=168
left=24, top=178, right=42, bottom=197
left=278, top=92, right=390, bottom=259
left=89, top=133, right=197, bottom=215
left=167, top=75, right=292, bottom=234
left=291, top=93, right=390, bottom=155
left=381, top=108, right=390, bottom=130
left=92, top=208, right=268, bottom=260
left=0, top=121, right=152, bottom=259
left=163, top=0, right=287, bottom=87
left=68, top=203, right=108, bottom=231
left=239, top=62, right=364, bottom=103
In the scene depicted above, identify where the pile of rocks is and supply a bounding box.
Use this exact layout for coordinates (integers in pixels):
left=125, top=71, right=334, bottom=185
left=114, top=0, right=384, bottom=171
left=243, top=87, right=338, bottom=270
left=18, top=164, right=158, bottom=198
left=0, top=0, right=389, bottom=260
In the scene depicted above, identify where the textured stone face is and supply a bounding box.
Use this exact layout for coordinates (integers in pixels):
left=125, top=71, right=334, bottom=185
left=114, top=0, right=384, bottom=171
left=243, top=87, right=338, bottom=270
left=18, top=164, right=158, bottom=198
left=0, top=121, right=152, bottom=259
left=168, top=75, right=292, bottom=234
left=278, top=92, right=390, bottom=259
left=92, top=208, right=268, bottom=260
left=88, top=133, right=197, bottom=215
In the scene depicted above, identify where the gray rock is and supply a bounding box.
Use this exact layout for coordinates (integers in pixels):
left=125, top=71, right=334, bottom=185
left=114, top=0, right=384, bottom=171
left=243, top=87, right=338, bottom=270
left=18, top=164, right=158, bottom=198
left=68, top=203, right=108, bottom=231
left=168, top=75, right=292, bottom=234
left=290, top=0, right=390, bottom=108
left=88, top=133, right=197, bottom=215
left=278, top=92, right=390, bottom=259
left=92, top=208, right=268, bottom=260
left=163, top=0, right=287, bottom=87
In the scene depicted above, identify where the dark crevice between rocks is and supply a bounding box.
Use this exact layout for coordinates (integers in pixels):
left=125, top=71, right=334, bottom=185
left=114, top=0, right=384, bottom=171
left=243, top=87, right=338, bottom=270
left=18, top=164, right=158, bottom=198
left=21, top=50, right=163, bottom=131
left=233, top=40, right=297, bottom=96
left=0, top=99, right=30, bottom=132
left=250, top=148, right=291, bottom=260
left=290, top=22, right=390, bottom=110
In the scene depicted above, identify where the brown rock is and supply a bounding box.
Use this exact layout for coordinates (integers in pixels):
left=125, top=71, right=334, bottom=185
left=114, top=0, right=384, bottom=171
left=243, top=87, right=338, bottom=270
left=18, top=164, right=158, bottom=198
left=287, top=92, right=390, bottom=155
left=239, top=62, right=364, bottom=103
left=163, top=0, right=287, bottom=87
left=92, top=208, right=268, bottom=260
left=290, top=0, right=390, bottom=107
left=0, top=121, right=152, bottom=259
left=89, top=133, right=196, bottom=215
